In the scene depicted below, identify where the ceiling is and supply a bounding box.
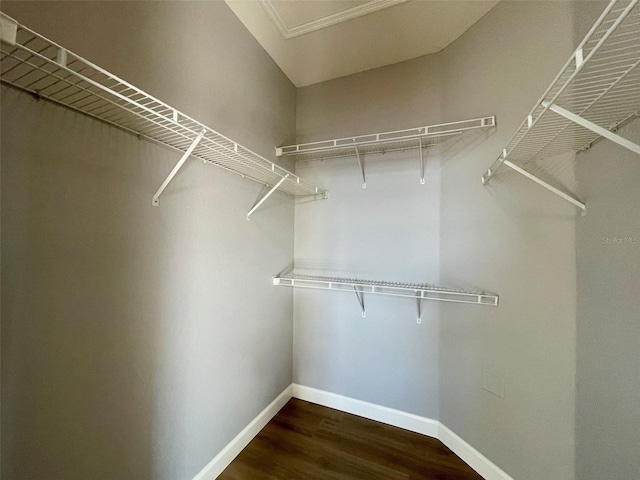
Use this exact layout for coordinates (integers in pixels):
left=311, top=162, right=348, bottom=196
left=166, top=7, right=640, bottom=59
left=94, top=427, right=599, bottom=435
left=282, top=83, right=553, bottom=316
left=225, top=0, right=500, bottom=87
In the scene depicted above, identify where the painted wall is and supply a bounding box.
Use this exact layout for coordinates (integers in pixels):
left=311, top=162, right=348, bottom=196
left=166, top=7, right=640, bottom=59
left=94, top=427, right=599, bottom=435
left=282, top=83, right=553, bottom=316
left=294, top=2, right=608, bottom=479
left=437, top=3, right=595, bottom=480
left=1, top=2, right=296, bottom=480
left=575, top=118, right=640, bottom=480
left=4, top=2, right=636, bottom=480
left=294, top=54, right=444, bottom=418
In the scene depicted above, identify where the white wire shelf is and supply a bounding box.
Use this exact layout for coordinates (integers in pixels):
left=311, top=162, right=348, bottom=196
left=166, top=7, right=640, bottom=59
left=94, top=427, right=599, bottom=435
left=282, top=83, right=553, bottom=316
left=277, top=117, right=496, bottom=161
left=0, top=13, right=328, bottom=210
left=276, top=117, right=495, bottom=187
left=482, top=0, right=640, bottom=214
left=273, top=270, right=498, bottom=322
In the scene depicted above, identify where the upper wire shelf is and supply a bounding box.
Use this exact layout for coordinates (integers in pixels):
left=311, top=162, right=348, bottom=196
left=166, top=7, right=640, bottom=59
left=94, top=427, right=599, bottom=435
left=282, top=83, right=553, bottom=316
left=482, top=0, right=640, bottom=214
left=0, top=13, right=327, bottom=206
left=273, top=268, right=498, bottom=322
left=277, top=117, right=496, bottom=162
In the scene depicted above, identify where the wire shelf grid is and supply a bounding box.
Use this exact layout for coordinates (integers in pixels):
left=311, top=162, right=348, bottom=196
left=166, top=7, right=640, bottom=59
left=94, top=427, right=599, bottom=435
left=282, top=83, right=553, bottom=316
left=273, top=271, right=499, bottom=306
left=0, top=13, right=327, bottom=198
left=277, top=117, right=496, bottom=162
left=484, top=0, right=640, bottom=183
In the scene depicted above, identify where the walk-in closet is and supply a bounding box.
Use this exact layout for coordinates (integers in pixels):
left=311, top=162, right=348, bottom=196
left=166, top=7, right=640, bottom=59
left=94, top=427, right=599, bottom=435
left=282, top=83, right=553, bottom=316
left=2, top=1, right=639, bottom=479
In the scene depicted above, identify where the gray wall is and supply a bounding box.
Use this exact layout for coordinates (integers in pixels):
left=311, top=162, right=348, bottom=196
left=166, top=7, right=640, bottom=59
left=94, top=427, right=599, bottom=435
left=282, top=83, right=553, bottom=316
left=1, top=2, right=296, bottom=480
left=575, top=118, right=640, bottom=480
left=294, top=2, right=608, bottom=480
left=294, top=54, right=444, bottom=418
left=437, top=3, right=594, bottom=480
left=4, top=2, right=637, bottom=480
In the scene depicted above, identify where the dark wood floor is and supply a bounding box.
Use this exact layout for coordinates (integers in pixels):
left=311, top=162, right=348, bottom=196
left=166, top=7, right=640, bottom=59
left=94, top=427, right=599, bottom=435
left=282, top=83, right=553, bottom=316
left=219, top=399, right=483, bottom=479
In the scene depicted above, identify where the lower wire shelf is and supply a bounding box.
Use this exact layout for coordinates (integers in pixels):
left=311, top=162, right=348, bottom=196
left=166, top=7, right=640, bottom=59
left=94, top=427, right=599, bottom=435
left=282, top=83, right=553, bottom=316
left=273, top=270, right=498, bottom=322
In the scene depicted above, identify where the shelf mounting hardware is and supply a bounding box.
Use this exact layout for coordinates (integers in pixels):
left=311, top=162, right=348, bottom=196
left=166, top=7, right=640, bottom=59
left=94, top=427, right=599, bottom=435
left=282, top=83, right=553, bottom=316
left=355, top=146, right=366, bottom=188
left=0, top=13, right=327, bottom=207
left=419, top=136, right=426, bottom=185
left=543, top=102, right=640, bottom=156
left=481, top=0, right=640, bottom=214
left=273, top=269, right=499, bottom=322
left=247, top=174, right=290, bottom=220
left=152, top=130, right=206, bottom=206
left=354, top=286, right=366, bottom=317
left=503, top=157, right=587, bottom=215
left=276, top=117, right=496, bottom=169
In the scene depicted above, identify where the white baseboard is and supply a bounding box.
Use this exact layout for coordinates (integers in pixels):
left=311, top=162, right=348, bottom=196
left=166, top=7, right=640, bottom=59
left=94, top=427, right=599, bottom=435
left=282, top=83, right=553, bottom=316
left=192, top=382, right=513, bottom=480
left=292, top=383, right=513, bottom=480
left=191, top=384, right=293, bottom=480
left=292, top=384, right=439, bottom=437
left=439, top=423, right=513, bottom=480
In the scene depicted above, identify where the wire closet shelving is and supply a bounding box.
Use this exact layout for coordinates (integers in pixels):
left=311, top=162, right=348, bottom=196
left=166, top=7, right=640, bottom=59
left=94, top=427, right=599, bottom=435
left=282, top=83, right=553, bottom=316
left=0, top=13, right=328, bottom=217
left=277, top=117, right=496, bottom=187
left=482, top=0, right=640, bottom=215
left=274, top=268, right=499, bottom=323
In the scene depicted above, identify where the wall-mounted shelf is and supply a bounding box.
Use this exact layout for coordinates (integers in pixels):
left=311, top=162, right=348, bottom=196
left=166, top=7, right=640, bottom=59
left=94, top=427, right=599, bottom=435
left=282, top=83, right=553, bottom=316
left=277, top=117, right=496, bottom=187
left=273, top=269, right=498, bottom=323
left=482, top=0, right=640, bottom=215
left=0, top=13, right=327, bottom=217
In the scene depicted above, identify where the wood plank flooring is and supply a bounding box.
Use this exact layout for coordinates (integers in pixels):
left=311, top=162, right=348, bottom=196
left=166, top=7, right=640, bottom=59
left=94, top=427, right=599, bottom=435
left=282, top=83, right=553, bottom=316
left=219, top=399, right=483, bottom=480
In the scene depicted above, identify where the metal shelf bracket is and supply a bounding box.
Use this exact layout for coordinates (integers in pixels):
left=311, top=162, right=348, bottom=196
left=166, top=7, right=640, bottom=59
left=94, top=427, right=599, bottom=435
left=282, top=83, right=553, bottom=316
left=501, top=157, right=587, bottom=216
left=152, top=130, right=206, bottom=206
left=247, top=174, right=290, bottom=220
left=543, top=101, right=640, bottom=156
left=355, top=146, right=366, bottom=189
left=276, top=117, right=496, bottom=176
left=419, top=136, right=426, bottom=185
left=273, top=269, right=498, bottom=321
left=353, top=134, right=427, bottom=188
left=354, top=286, right=366, bottom=317
left=481, top=0, right=640, bottom=215
left=0, top=13, right=328, bottom=207
left=488, top=98, right=640, bottom=216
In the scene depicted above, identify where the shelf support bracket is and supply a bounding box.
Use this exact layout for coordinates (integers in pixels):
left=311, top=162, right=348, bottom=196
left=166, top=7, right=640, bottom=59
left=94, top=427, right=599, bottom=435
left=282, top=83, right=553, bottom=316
left=419, top=137, right=426, bottom=185
left=353, top=287, right=366, bottom=317
left=152, top=130, right=206, bottom=206
left=417, top=295, right=422, bottom=324
left=502, top=159, right=587, bottom=215
left=542, top=101, right=640, bottom=156
left=247, top=174, right=290, bottom=220
left=355, top=146, right=366, bottom=189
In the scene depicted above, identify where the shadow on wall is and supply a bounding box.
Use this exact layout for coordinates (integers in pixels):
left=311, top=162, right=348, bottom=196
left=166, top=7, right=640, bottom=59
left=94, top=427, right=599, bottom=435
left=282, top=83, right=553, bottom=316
left=1, top=89, right=166, bottom=479
left=575, top=118, right=640, bottom=480
left=2, top=1, right=298, bottom=479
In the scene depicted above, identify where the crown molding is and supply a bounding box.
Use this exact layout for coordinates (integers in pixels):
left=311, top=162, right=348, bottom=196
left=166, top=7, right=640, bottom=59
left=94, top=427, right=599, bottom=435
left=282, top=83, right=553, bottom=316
left=259, top=0, right=409, bottom=40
